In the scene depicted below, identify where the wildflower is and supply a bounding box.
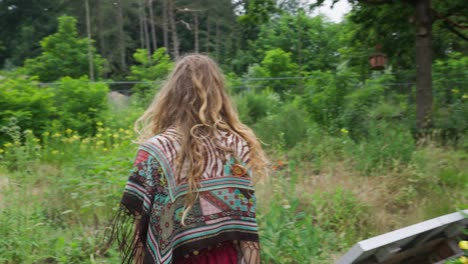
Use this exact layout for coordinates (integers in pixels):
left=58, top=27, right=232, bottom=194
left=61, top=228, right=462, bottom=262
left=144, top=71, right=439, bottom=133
left=340, top=128, right=349, bottom=135
left=451, top=88, right=460, bottom=94
left=460, top=256, right=468, bottom=264
left=52, top=150, right=59, bottom=155
left=4, top=143, right=13, bottom=148
left=459, top=240, right=468, bottom=250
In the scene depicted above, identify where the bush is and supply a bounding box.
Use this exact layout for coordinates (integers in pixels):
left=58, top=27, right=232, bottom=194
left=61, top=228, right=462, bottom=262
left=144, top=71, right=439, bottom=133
left=345, top=121, right=415, bottom=175
left=51, top=77, right=109, bottom=135
left=0, top=73, right=55, bottom=142
left=24, top=16, right=105, bottom=82
left=254, top=99, right=309, bottom=149
left=234, top=89, right=281, bottom=126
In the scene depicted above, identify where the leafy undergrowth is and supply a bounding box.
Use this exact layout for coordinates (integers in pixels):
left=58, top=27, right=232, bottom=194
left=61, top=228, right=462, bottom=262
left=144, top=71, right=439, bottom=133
left=0, top=122, right=466, bottom=263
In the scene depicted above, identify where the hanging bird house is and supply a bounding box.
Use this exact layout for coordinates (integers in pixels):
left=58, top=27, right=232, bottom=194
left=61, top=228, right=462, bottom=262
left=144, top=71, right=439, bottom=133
left=369, top=44, right=387, bottom=70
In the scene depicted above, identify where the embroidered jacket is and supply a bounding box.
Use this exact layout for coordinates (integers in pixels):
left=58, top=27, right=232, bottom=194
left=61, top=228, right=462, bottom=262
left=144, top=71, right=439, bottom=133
left=120, top=128, right=260, bottom=264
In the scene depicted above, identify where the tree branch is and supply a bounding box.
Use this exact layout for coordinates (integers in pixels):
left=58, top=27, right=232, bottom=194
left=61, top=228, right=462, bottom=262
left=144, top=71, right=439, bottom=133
left=442, top=21, right=468, bottom=41
left=434, top=10, right=468, bottom=29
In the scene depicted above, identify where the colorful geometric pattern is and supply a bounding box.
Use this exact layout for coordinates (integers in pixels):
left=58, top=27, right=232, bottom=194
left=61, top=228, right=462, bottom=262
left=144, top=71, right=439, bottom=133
left=120, top=130, right=259, bottom=264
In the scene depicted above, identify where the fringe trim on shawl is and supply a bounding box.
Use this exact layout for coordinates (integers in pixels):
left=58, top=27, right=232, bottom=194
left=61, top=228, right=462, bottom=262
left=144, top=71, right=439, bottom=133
left=104, top=204, right=149, bottom=264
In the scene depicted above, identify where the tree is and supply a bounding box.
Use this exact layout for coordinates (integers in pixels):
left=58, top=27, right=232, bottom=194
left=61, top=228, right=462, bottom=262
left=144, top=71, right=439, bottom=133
left=313, top=0, right=468, bottom=132
left=24, top=16, right=105, bottom=82
left=0, top=0, right=67, bottom=67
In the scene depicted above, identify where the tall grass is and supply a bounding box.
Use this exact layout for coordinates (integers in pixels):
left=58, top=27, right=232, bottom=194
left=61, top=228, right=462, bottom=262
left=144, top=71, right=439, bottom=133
left=0, top=105, right=466, bottom=263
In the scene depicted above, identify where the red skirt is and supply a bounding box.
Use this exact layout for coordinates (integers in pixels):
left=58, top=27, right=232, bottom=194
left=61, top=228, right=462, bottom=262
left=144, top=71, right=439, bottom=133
left=173, top=242, right=238, bottom=264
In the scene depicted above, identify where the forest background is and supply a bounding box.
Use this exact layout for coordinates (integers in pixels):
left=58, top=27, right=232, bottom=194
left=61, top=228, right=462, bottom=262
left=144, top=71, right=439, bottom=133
left=0, top=0, right=467, bottom=263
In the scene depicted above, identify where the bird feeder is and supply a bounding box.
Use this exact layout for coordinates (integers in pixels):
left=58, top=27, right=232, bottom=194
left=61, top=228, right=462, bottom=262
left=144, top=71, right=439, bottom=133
left=369, top=44, right=387, bottom=70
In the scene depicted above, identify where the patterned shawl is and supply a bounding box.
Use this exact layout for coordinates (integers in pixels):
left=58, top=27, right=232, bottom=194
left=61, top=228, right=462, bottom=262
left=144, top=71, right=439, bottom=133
left=112, top=129, right=260, bottom=264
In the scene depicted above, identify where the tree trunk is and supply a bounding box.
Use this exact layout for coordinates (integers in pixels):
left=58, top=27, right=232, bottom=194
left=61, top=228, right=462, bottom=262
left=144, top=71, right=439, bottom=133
left=85, top=0, right=95, bottom=81
left=194, top=13, right=199, bottom=53
left=163, top=0, right=169, bottom=51
left=96, top=0, right=107, bottom=57
left=414, top=0, right=433, bottom=132
left=215, top=18, right=220, bottom=60
left=206, top=17, right=210, bottom=53
left=143, top=7, right=151, bottom=58
left=116, top=0, right=127, bottom=71
left=168, top=0, right=180, bottom=58
left=148, top=0, right=158, bottom=52
left=138, top=0, right=145, bottom=48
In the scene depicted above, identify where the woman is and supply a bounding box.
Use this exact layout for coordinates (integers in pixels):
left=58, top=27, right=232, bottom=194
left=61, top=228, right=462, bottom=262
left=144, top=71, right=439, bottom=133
left=113, top=54, right=268, bottom=264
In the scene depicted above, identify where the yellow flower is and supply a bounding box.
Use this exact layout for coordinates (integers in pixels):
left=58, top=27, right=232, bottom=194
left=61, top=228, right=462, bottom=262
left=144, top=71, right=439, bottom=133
left=52, top=150, right=59, bottom=155
left=66, top=128, right=73, bottom=134
left=459, top=240, right=468, bottom=250
left=340, top=128, right=349, bottom=135
left=460, top=256, right=468, bottom=264
left=451, top=88, right=460, bottom=94
left=4, top=143, right=13, bottom=148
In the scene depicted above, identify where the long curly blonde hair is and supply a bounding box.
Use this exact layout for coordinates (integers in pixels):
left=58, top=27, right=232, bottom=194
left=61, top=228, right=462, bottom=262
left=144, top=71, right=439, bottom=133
left=134, top=54, right=267, bottom=217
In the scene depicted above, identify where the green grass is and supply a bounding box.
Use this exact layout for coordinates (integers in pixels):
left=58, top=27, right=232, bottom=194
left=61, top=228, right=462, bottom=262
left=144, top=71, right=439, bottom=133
left=0, top=120, right=466, bottom=263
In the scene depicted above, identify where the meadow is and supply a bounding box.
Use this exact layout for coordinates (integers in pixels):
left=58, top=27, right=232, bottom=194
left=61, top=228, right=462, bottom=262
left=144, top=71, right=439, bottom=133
left=0, top=90, right=466, bottom=263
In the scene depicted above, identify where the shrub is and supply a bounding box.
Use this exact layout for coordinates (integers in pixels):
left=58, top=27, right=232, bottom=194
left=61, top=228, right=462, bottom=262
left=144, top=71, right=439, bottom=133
left=51, top=77, right=109, bottom=135
left=0, top=73, right=55, bottom=142
left=254, top=99, right=309, bottom=149
left=24, top=16, right=105, bottom=82
left=345, top=121, right=415, bottom=175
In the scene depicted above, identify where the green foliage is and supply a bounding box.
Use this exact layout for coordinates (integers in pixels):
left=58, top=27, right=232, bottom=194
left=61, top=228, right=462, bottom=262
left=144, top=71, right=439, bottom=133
left=234, top=89, right=281, bottom=126
left=345, top=121, right=415, bottom=175
left=254, top=99, right=309, bottom=148
left=245, top=48, right=299, bottom=95
left=51, top=77, right=109, bottom=135
left=0, top=73, right=55, bottom=141
left=300, top=70, right=355, bottom=131
left=432, top=53, right=468, bottom=145
left=128, top=47, right=174, bottom=103
left=250, top=13, right=341, bottom=72
left=24, top=16, right=105, bottom=82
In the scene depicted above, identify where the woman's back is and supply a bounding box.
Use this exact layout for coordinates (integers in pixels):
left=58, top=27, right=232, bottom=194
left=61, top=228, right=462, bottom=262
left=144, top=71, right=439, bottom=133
left=111, top=54, right=266, bottom=264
